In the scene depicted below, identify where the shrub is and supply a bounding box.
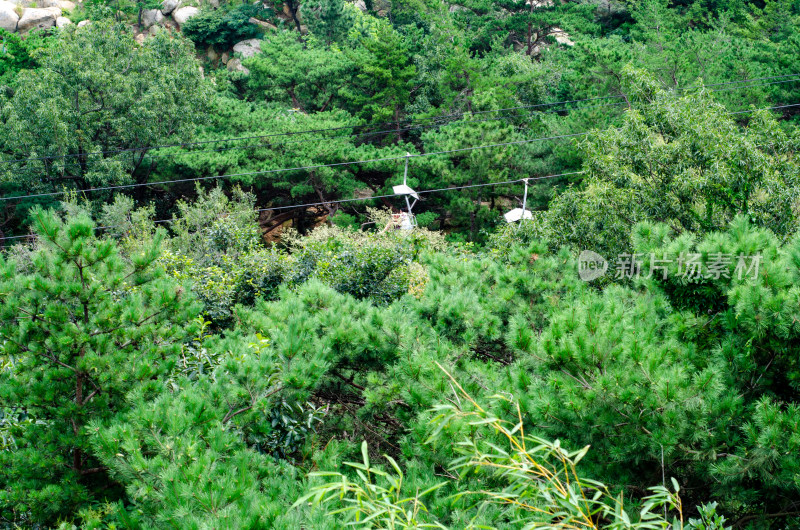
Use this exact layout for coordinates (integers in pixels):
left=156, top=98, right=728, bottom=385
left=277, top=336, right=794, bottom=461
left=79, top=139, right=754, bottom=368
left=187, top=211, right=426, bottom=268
left=285, top=222, right=441, bottom=305
left=182, top=6, right=263, bottom=49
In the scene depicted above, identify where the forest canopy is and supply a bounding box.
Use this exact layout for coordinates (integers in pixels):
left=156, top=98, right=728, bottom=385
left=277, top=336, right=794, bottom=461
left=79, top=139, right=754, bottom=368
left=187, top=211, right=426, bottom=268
left=1, top=0, right=799, bottom=528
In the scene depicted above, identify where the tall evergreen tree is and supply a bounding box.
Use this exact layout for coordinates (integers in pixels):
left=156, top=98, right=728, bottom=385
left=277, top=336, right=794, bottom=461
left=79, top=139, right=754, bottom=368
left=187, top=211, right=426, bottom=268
left=0, top=209, right=200, bottom=524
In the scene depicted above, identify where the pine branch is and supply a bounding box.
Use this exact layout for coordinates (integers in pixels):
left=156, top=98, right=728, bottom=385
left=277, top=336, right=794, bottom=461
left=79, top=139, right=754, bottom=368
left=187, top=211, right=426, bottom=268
left=332, top=370, right=366, bottom=391
left=222, top=386, right=282, bottom=424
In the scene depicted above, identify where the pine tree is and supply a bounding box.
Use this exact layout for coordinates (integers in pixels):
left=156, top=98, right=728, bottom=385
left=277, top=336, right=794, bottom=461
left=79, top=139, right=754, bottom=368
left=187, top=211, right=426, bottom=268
left=0, top=208, right=200, bottom=524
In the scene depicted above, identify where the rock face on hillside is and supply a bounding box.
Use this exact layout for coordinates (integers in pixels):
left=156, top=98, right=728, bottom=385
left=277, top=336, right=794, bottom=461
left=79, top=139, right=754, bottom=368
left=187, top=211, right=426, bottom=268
left=0, top=1, right=19, bottom=32
left=56, top=15, right=71, bottom=27
left=172, top=6, right=198, bottom=26
left=17, top=6, right=60, bottom=33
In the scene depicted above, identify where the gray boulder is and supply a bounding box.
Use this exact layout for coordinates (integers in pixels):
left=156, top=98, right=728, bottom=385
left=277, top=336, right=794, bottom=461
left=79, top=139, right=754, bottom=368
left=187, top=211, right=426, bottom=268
left=248, top=17, right=276, bottom=30
left=141, top=8, right=163, bottom=28
left=55, top=15, right=71, bottom=27
left=551, top=27, right=574, bottom=46
left=232, top=38, right=261, bottom=58
left=37, top=0, right=75, bottom=9
left=0, top=0, right=19, bottom=32
left=161, top=0, right=180, bottom=15
left=227, top=57, right=249, bottom=75
left=17, top=6, right=60, bottom=33
left=77, top=19, right=90, bottom=27
left=171, top=5, right=197, bottom=25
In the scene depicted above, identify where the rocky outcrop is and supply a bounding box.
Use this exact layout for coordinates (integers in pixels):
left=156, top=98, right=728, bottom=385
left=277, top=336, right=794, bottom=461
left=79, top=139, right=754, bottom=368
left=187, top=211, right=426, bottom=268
left=232, top=38, right=261, bottom=59
left=0, top=0, right=295, bottom=41
left=161, top=0, right=180, bottom=15
left=17, top=6, right=60, bottom=33
left=171, top=5, right=197, bottom=26
left=352, top=0, right=366, bottom=12
left=0, top=1, right=19, bottom=32
left=141, top=8, right=164, bottom=28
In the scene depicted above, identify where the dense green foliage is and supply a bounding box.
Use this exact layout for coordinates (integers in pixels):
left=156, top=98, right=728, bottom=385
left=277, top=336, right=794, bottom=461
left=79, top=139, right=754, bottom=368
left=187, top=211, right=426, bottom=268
left=182, top=4, right=267, bottom=49
left=0, top=209, right=200, bottom=522
left=0, top=30, right=49, bottom=87
left=2, top=0, right=800, bottom=527
left=0, top=22, right=209, bottom=225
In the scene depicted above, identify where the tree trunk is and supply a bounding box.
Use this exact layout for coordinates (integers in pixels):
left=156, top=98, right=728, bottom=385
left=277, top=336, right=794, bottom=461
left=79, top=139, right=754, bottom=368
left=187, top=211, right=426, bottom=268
left=286, top=0, right=304, bottom=38
left=526, top=22, right=533, bottom=56
left=394, top=103, right=402, bottom=144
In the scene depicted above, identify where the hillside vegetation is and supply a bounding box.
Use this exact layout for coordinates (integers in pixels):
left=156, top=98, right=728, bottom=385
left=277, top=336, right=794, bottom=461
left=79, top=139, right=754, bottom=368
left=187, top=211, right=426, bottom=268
left=1, top=0, right=799, bottom=528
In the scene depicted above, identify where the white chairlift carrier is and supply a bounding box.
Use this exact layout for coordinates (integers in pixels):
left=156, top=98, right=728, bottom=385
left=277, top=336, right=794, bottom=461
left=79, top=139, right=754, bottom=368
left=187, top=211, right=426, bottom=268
left=391, top=153, right=418, bottom=230
left=504, top=178, right=532, bottom=225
